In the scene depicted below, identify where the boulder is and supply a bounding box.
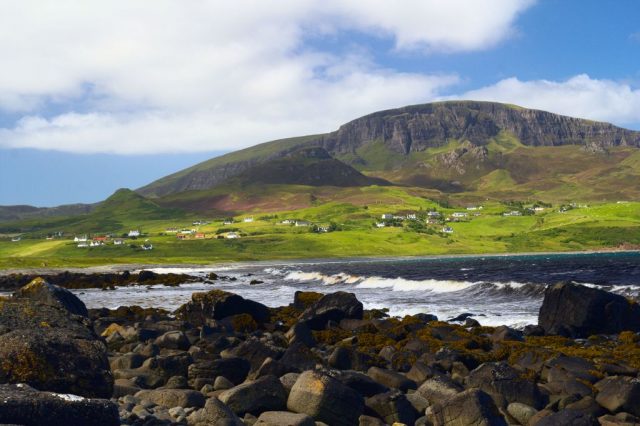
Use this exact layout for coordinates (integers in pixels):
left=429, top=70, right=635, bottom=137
left=134, top=388, right=206, bottom=408
left=0, top=296, right=112, bottom=398
left=154, top=330, right=191, bottom=350
left=416, top=375, right=464, bottom=405
left=218, top=375, right=287, bottom=415
left=507, top=402, right=538, bottom=426
left=188, top=357, right=250, bottom=385
left=221, top=338, right=282, bottom=373
left=367, top=367, right=416, bottom=392
left=0, top=383, right=119, bottom=426
left=595, top=376, right=640, bottom=417
left=175, top=289, right=270, bottom=326
left=538, top=283, right=640, bottom=337
left=13, top=277, right=88, bottom=317
left=298, top=292, right=363, bottom=330
left=255, top=411, right=315, bottom=426
left=287, top=370, right=364, bottom=426
left=330, top=370, right=389, bottom=397
left=598, top=413, right=640, bottom=426
left=466, top=362, right=546, bottom=409
left=187, top=397, right=243, bottom=426
left=285, top=322, right=316, bottom=347
left=534, top=409, right=599, bottom=426
left=365, top=390, right=416, bottom=425
left=426, top=389, right=507, bottom=426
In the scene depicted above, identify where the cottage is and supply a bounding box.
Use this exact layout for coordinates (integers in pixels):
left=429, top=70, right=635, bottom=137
left=113, top=239, right=125, bottom=245
left=316, top=225, right=330, bottom=233
left=11, top=236, right=21, bottom=242
left=89, top=241, right=103, bottom=247
left=295, top=221, right=310, bottom=227
left=381, top=214, right=393, bottom=220
left=128, top=230, right=141, bottom=237
left=376, top=222, right=386, bottom=228
left=93, top=236, right=108, bottom=242
left=243, top=217, right=254, bottom=223
left=223, top=220, right=234, bottom=225
left=452, top=212, right=468, bottom=218
left=77, top=242, right=89, bottom=248
left=281, top=219, right=294, bottom=225
left=141, top=243, right=153, bottom=250
left=225, top=232, right=240, bottom=239
left=503, top=211, right=522, bottom=217
left=176, top=234, right=187, bottom=240
left=165, top=227, right=178, bottom=233
left=534, top=207, right=545, bottom=212
left=74, top=235, right=88, bottom=242
left=442, top=226, right=454, bottom=234
left=427, top=211, right=441, bottom=217
left=195, top=233, right=206, bottom=239
left=406, top=214, right=417, bottom=220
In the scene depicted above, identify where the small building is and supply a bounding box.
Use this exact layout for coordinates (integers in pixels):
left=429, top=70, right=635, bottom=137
left=165, top=227, right=178, bottom=233
left=426, top=218, right=440, bottom=224
left=11, top=236, right=21, bottom=242
left=376, top=222, right=386, bottom=228
left=113, top=239, right=125, bottom=245
left=381, top=214, right=393, bottom=220
left=74, top=235, right=87, bottom=242
left=93, top=236, right=108, bottom=242
left=503, top=211, right=522, bottom=217
left=406, top=214, right=417, bottom=220
left=295, top=221, right=310, bottom=227
left=195, top=233, right=206, bottom=239
left=141, top=243, right=153, bottom=250
left=128, top=230, right=141, bottom=237
left=281, top=219, right=294, bottom=225
left=534, top=207, right=545, bottom=212
left=442, top=226, right=454, bottom=234
left=225, top=232, right=240, bottom=239
left=243, top=217, right=254, bottom=223
left=77, top=242, right=89, bottom=248
left=89, top=241, right=103, bottom=247
left=466, top=206, right=483, bottom=211
left=316, top=225, right=330, bottom=233
left=452, top=212, right=468, bottom=218
left=427, top=211, right=441, bottom=217
left=223, top=220, right=234, bottom=225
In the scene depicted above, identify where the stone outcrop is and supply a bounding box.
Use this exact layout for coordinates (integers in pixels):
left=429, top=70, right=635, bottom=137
left=538, top=282, right=640, bottom=337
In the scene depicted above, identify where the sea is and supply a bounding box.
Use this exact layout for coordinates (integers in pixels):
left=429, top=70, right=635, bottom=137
left=68, top=251, right=640, bottom=328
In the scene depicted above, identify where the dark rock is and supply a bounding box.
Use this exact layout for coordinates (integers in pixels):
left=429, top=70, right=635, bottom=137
left=13, top=277, right=88, bottom=317
left=175, top=289, right=270, bottom=326
left=491, top=325, right=523, bottom=342
left=426, top=389, right=507, bottom=426
left=538, top=282, right=640, bottom=337
left=598, top=413, right=640, bottom=425
left=293, top=291, right=324, bottom=310
left=0, top=383, right=119, bottom=426
left=163, top=375, right=189, bottom=389
left=154, top=330, right=191, bottom=350
left=366, top=367, right=416, bottom=392
left=416, top=375, right=464, bottom=405
left=221, top=338, right=282, bottom=373
left=329, top=346, right=353, bottom=370
left=0, top=296, right=112, bottom=398
left=507, top=402, right=538, bottom=426
left=285, top=322, right=316, bottom=347
left=358, top=415, right=386, bottom=426
left=523, top=324, right=546, bottom=337
left=448, top=313, right=475, bottom=322
left=252, top=357, right=298, bottom=380
left=365, top=390, right=416, bottom=425
left=406, top=361, right=440, bottom=384
left=564, top=396, right=606, bottom=418
left=134, top=388, right=205, bottom=408
left=287, top=370, right=364, bottom=426
left=534, top=409, right=599, bottom=426
left=219, top=375, right=287, bottom=415
left=137, top=270, right=157, bottom=282
left=110, top=353, right=145, bottom=370
left=299, top=291, right=363, bottom=330
left=279, top=342, right=318, bottom=371
left=595, top=376, right=640, bottom=417
left=187, top=357, right=250, bottom=386
left=466, top=362, right=546, bottom=409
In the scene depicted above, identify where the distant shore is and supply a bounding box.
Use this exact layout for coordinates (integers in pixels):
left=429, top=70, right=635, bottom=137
left=1, top=248, right=637, bottom=276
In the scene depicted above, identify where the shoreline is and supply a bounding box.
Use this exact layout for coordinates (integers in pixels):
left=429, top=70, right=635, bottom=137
left=1, top=248, right=638, bottom=276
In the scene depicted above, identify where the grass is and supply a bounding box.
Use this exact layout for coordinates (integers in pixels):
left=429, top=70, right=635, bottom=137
left=1, top=186, right=639, bottom=269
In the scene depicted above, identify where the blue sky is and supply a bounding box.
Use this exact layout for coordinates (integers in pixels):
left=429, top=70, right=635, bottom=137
left=1, top=0, right=639, bottom=206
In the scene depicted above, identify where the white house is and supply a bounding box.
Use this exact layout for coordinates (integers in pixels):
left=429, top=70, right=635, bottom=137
left=503, top=211, right=522, bottom=217
left=534, top=207, right=545, bottom=212
left=452, top=212, right=468, bottom=218
left=376, top=222, right=386, bottom=228
left=427, top=211, right=441, bottom=217
left=141, top=243, right=153, bottom=250
left=128, top=230, right=141, bottom=237
left=281, top=219, right=294, bottom=225
left=74, top=235, right=88, bottom=242
left=114, top=239, right=125, bottom=245
left=223, top=220, right=234, bottom=225
left=225, top=232, right=240, bottom=239
left=77, top=242, right=89, bottom=248
left=442, top=226, right=454, bottom=234
left=165, top=227, right=178, bottom=233
left=243, top=217, right=254, bottom=223
left=11, top=236, right=21, bottom=242
left=406, top=214, right=417, bottom=220
left=295, top=221, right=310, bottom=227
left=89, top=241, right=103, bottom=247
left=466, top=206, right=483, bottom=211
left=381, top=214, right=393, bottom=220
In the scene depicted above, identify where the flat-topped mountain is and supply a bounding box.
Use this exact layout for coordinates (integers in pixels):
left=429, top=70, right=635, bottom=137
left=138, top=101, right=640, bottom=198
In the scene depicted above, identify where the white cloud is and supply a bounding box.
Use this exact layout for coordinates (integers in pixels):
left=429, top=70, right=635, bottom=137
left=459, top=74, right=640, bottom=126
left=0, top=0, right=532, bottom=154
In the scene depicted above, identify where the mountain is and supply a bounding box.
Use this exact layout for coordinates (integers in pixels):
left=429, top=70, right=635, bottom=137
left=0, top=203, right=95, bottom=222
left=138, top=101, right=640, bottom=199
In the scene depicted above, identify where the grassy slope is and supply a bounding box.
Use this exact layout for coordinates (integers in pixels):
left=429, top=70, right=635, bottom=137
left=2, top=184, right=639, bottom=268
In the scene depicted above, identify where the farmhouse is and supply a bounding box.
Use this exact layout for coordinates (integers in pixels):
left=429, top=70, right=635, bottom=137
left=165, top=227, right=178, bottom=233
left=141, top=243, right=153, bottom=250
left=93, top=236, right=108, bottom=242
left=195, top=233, right=206, bottom=239
left=427, top=211, right=441, bottom=217
left=381, top=214, right=393, bottom=220
left=89, top=241, right=103, bottom=247
left=281, top=219, right=294, bottom=225
left=11, top=236, right=21, bottom=242
left=406, top=213, right=417, bottom=220
left=225, top=232, right=240, bottom=239
left=77, top=242, right=89, bottom=248
left=113, top=239, right=125, bottom=245
left=452, top=212, right=468, bottom=218
left=223, top=220, right=234, bottom=225
left=243, top=217, right=254, bottom=223
left=74, top=235, right=88, bottom=242
left=128, top=230, right=141, bottom=237
left=442, top=226, right=454, bottom=234
left=376, top=222, right=386, bottom=228
left=295, top=221, right=310, bottom=227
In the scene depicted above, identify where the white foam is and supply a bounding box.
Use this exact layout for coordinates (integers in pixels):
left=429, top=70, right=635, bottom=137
left=356, top=276, right=477, bottom=293
left=55, top=393, right=85, bottom=402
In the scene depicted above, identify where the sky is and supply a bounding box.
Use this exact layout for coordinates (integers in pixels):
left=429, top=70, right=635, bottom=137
left=1, top=0, right=639, bottom=206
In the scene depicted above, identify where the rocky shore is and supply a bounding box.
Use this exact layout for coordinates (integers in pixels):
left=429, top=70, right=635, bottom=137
left=1, top=275, right=640, bottom=425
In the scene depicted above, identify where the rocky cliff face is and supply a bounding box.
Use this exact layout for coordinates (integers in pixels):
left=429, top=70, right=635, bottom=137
left=318, top=101, right=640, bottom=156
left=138, top=101, right=640, bottom=196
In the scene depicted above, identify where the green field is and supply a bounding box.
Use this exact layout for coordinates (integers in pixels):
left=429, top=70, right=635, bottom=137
left=1, top=186, right=639, bottom=269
